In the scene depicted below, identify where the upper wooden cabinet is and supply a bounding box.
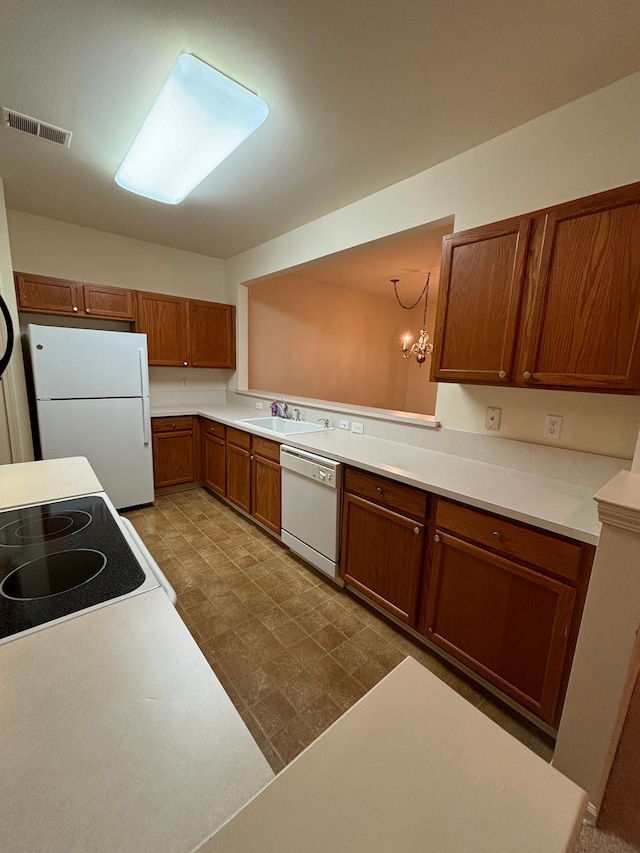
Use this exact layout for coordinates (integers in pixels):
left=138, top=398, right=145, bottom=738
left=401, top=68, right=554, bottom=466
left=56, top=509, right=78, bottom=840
left=431, top=220, right=530, bottom=384
left=190, top=299, right=236, bottom=369
left=137, top=292, right=190, bottom=366
left=431, top=181, right=640, bottom=394
left=136, top=291, right=236, bottom=369
left=15, top=272, right=136, bottom=321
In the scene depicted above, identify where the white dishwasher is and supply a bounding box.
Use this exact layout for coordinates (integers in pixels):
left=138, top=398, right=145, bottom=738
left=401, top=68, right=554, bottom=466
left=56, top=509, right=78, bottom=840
left=280, top=445, right=343, bottom=585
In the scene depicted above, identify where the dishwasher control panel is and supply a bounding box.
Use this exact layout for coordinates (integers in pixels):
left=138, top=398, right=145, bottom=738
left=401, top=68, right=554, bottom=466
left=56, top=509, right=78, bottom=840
left=311, top=463, right=335, bottom=486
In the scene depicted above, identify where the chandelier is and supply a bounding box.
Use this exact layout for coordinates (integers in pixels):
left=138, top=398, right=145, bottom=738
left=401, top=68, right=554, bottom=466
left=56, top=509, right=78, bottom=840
left=392, top=273, right=433, bottom=366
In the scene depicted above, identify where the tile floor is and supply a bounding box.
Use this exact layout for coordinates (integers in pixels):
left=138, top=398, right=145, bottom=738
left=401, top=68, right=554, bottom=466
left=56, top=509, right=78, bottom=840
left=124, top=486, right=554, bottom=773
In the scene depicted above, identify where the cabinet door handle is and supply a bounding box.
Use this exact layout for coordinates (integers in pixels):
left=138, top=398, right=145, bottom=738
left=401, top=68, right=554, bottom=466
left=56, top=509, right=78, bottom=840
left=523, top=371, right=532, bottom=380
left=434, top=534, right=440, bottom=543
left=498, top=370, right=506, bottom=379
left=250, top=455, right=254, bottom=460
left=85, top=308, right=91, bottom=313
left=72, top=306, right=78, bottom=312
left=492, top=531, right=501, bottom=540
left=183, top=361, right=188, bottom=366
left=413, top=526, right=420, bottom=534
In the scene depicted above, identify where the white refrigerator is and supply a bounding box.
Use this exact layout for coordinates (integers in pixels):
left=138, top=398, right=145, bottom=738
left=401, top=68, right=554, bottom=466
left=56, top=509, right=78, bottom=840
left=27, top=324, right=154, bottom=509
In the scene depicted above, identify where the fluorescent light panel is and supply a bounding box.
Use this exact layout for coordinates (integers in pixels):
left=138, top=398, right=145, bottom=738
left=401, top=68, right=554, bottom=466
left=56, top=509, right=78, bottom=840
left=115, top=54, right=268, bottom=204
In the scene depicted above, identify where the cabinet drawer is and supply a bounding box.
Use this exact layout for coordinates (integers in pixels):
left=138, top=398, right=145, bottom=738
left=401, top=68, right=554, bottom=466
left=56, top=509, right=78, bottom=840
left=152, top=416, right=193, bottom=433
left=344, top=467, right=428, bottom=519
left=226, top=427, right=251, bottom=449
left=201, top=419, right=226, bottom=439
left=252, top=435, right=280, bottom=463
left=435, top=499, right=583, bottom=583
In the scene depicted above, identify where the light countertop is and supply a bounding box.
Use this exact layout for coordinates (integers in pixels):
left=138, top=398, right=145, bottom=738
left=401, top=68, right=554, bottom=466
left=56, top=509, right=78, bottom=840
left=197, top=657, right=587, bottom=853
left=0, top=587, right=274, bottom=853
left=0, top=455, right=102, bottom=510
left=151, top=403, right=604, bottom=544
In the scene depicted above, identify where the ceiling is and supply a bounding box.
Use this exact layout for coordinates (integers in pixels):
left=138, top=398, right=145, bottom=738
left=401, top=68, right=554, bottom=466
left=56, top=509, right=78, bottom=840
left=276, top=221, right=452, bottom=299
left=1, top=0, right=639, bottom=260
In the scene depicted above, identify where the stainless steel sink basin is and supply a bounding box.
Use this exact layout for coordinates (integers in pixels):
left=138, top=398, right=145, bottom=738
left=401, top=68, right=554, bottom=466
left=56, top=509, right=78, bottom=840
left=235, top=416, right=331, bottom=436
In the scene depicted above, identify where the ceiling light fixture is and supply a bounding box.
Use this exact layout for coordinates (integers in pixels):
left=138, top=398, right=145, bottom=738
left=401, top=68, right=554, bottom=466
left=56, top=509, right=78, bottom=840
left=392, top=274, right=433, bottom=366
left=115, top=54, right=269, bottom=205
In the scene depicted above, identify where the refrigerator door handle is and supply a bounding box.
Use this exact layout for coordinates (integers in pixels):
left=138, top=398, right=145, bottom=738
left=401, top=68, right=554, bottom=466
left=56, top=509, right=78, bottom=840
left=142, top=396, right=151, bottom=445
left=138, top=348, right=150, bottom=397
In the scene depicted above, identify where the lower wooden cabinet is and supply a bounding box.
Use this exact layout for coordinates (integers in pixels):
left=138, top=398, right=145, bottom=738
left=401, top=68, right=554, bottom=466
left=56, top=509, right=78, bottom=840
left=151, top=417, right=198, bottom=489
left=340, top=468, right=428, bottom=625
left=224, top=428, right=281, bottom=532
left=203, top=420, right=226, bottom=497
left=420, top=499, right=593, bottom=726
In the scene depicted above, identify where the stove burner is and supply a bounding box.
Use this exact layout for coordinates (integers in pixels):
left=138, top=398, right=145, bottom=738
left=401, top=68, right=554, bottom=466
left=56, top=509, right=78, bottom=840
left=0, top=510, right=92, bottom=546
left=1, top=549, right=107, bottom=600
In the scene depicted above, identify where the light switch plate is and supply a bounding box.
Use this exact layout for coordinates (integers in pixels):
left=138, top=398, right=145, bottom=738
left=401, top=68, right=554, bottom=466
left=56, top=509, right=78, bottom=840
left=255, top=401, right=263, bottom=409
left=485, top=407, right=501, bottom=430
left=351, top=422, right=364, bottom=434
left=339, top=419, right=350, bottom=430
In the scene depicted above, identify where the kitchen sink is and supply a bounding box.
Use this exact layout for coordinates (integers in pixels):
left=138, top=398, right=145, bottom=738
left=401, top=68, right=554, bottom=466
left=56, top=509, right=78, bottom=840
left=235, top=416, right=332, bottom=436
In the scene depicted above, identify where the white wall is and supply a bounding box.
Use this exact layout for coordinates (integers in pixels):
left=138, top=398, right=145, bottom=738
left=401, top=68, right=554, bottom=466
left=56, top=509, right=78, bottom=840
left=226, top=71, right=640, bottom=459
left=7, top=211, right=226, bottom=300
left=0, top=182, right=32, bottom=463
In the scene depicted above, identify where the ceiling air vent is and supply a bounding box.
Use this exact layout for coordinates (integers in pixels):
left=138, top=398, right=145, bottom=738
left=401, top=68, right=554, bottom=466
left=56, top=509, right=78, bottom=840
left=2, top=108, right=72, bottom=148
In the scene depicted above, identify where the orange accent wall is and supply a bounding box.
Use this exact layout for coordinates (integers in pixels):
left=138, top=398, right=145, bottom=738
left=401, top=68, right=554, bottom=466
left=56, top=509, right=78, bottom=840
left=248, top=276, right=438, bottom=415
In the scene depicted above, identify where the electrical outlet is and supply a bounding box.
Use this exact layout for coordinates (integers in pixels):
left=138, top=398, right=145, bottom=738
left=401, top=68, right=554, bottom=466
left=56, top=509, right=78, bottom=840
left=181, top=379, right=189, bottom=389
left=485, top=407, right=501, bottom=431
left=351, top=422, right=364, bottom=434
left=255, top=401, right=263, bottom=409
left=339, top=419, right=350, bottom=430
left=544, top=414, right=563, bottom=440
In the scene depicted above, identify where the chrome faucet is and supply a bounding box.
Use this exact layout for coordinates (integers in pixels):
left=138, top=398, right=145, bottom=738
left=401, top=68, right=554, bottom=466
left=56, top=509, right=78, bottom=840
left=293, top=408, right=301, bottom=421
left=317, top=418, right=330, bottom=429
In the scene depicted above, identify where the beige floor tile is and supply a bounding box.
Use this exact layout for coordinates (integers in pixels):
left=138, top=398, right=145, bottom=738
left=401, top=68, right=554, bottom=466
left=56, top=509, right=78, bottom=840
left=234, top=668, right=279, bottom=707
left=329, top=640, right=370, bottom=674
left=289, top=636, right=326, bottom=667
left=352, top=658, right=389, bottom=690
left=302, top=694, right=342, bottom=738
left=251, top=690, right=298, bottom=739
left=279, top=670, right=325, bottom=713
left=270, top=715, right=316, bottom=764
left=312, top=624, right=348, bottom=652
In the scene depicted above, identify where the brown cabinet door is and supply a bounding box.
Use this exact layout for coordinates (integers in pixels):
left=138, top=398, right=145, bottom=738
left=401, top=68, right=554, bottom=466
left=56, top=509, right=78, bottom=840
left=424, top=531, right=575, bottom=725
left=431, top=219, right=530, bottom=384
left=521, top=186, right=640, bottom=392
left=341, top=493, right=425, bottom=625
left=152, top=430, right=195, bottom=488
left=204, top=434, right=226, bottom=496
left=137, top=292, right=189, bottom=366
left=226, top=443, right=251, bottom=513
left=15, top=272, right=82, bottom=316
left=189, top=300, right=236, bottom=369
left=83, top=284, right=136, bottom=321
left=251, top=454, right=281, bottom=534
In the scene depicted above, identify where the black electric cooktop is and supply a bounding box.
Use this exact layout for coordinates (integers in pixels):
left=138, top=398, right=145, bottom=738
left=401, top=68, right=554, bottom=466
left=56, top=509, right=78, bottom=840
left=0, top=495, right=148, bottom=643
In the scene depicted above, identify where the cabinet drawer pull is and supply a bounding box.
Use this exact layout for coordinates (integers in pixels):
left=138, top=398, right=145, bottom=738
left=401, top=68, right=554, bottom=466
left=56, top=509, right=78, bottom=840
left=72, top=306, right=78, bottom=312
left=523, top=370, right=532, bottom=380
left=492, top=531, right=501, bottom=540
left=85, top=308, right=91, bottom=313
left=434, top=534, right=440, bottom=543
left=377, top=486, right=383, bottom=493
left=498, top=370, right=506, bottom=379
left=171, top=422, right=176, bottom=428
left=183, top=361, right=188, bottom=366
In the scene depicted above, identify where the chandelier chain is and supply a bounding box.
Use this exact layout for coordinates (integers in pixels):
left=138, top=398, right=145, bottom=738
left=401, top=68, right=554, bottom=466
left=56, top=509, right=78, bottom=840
left=392, top=273, right=430, bottom=312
